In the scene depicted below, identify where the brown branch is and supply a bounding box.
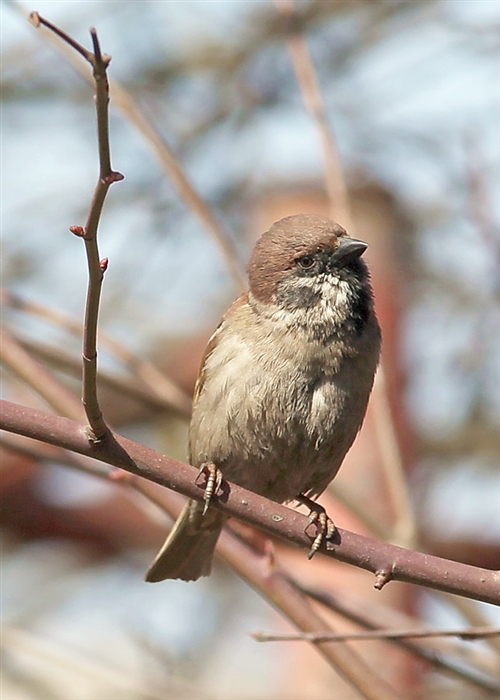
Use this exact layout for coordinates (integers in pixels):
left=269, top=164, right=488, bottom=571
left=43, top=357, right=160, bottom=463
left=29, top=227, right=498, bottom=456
left=11, top=334, right=190, bottom=417
left=216, top=529, right=400, bottom=700
left=301, top=585, right=500, bottom=694
left=1, top=433, right=398, bottom=700
left=253, top=626, right=500, bottom=643
left=4, top=430, right=498, bottom=697
left=275, top=0, right=352, bottom=229
left=1, top=289, right=192, bottom=417
left=1, top=399, right=498, bottom=607
left=25, top=9, right=245, bottom=291
left=0, top=328, right=84, bottom=422
left=30, top=13, right=124, bottom=441
left=110, top=90, right=246, bottom=291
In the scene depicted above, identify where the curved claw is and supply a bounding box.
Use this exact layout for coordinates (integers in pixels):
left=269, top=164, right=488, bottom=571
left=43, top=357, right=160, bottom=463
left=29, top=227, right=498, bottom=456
left=195, top=462, right=223, bottom=515
left=297, top=494, right=336, bottom=559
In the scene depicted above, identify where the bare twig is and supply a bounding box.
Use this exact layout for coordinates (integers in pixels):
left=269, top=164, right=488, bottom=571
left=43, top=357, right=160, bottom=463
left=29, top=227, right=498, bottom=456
left=25, top=9, right=245, bottom=291
left=275, top=0, right=352, bottom=228
left=301, top=585, right=500, bottom=694
left=436, top=590, right=500, bottom=656
left=12, top=334, right=190, bottom=417
left=0, top=328, right=84, bottom=422
left=1, top=400, right=498, bottom=606
left=30, top=13, right=124, bottom=441
left=1, top=289, right=192, bottom=416
left=253, top=626, right=500, bottom=643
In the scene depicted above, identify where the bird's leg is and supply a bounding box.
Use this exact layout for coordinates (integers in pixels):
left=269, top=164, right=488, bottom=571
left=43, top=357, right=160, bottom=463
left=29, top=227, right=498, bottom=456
left=195, top=462, right=223, bottom=515
left=297, top=494, right=336, bottom=559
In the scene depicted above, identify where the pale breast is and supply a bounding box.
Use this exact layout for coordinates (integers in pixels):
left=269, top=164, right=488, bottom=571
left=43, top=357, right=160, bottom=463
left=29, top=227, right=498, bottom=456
left=189, top=298, right=379, bottom=503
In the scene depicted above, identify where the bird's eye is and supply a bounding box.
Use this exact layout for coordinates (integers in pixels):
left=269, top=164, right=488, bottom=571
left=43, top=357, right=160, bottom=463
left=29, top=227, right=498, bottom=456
left=297, top=255, right=315, bottom=269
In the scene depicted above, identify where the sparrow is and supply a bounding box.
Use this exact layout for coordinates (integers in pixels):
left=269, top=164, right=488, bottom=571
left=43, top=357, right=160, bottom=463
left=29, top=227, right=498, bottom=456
left=146, top=213, right=381, bottom=582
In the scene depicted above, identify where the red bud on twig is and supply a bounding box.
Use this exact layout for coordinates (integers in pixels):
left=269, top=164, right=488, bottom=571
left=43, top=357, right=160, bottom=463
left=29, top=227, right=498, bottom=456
left=69, top=225, right=86, bottom=237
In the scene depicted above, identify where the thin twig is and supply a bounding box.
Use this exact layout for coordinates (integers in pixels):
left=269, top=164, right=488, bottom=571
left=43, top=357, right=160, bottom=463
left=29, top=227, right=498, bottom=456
left=275, top=0, right=352, bottom=229
left=0, top=328, right=84, bottom=422
left=1, top=289, right=192, bottom=416
left=25, top=9, right=245, bottom=291
left=436, top=590, right=500, bottom=656
left=253, top=626, right=500, bottom=644
left=300, top=585, right=500, bottom=694
left=31, top=14, right=124, bottom=441
left=12, top=334, right=190, bottom=417
left=1, top=400, right=499, bottom=607
left=29, top=12, right=91, bottom=61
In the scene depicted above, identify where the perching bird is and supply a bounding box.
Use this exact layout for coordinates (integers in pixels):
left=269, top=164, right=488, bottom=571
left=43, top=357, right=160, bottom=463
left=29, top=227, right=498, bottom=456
left=146, top=214, right=381, bottom=582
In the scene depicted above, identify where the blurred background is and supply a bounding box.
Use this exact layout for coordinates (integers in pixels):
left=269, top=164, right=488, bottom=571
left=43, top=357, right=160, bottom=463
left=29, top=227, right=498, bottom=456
left=1, top=1, right=499, bottom=698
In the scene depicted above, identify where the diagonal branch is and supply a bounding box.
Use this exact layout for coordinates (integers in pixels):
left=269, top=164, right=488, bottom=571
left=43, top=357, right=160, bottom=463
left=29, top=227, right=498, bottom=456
left=1, top=432, right=398, bottom=700
left=0, top=328, right=84, bottom=422
left=1, top=289, right=192, bottom=417
left=1, top=399, right=498, bottom=607
left=3, top=430, right=497, bottom=696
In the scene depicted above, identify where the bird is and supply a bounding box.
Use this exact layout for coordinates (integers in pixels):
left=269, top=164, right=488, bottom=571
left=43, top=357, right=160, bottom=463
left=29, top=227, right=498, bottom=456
left=146, top=213, right=381, bottom=582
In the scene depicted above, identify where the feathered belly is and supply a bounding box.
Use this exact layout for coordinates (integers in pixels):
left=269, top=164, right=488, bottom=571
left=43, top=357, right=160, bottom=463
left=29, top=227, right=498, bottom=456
left=190, top=374, right=365, bottom=504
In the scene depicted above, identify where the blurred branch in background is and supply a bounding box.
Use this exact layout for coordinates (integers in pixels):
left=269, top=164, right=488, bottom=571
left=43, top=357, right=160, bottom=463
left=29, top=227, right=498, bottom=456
left=2, top=399, right=499, bottom=606
left=2, top=427, right=499, bottom=697
left=1, top=288, right=192, bottom=419
left=275, top=0, right=353, bottom=229
left=1, top=1, right=499, bottom=699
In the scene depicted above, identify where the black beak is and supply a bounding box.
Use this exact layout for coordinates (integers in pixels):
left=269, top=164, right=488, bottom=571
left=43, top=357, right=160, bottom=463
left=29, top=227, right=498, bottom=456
left=333, top=237, right=368, bottom=264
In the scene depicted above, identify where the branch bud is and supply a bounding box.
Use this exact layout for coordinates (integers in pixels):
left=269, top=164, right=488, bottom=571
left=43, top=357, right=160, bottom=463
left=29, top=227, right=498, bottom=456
left=69, top=225, right=86, bottom=237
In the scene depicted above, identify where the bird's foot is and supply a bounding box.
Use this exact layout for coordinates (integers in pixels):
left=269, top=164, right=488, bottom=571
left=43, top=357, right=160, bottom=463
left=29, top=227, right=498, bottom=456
left=196, top=462, right=223, bottom=515
left=297, top=494, right=336, bottom=559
